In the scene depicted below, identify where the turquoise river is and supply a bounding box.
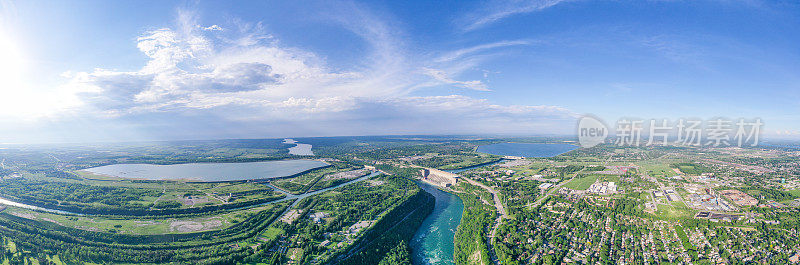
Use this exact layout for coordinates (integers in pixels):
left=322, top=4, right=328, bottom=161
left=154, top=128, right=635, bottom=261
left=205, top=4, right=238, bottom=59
left=411, top=142, right=578, bottom=264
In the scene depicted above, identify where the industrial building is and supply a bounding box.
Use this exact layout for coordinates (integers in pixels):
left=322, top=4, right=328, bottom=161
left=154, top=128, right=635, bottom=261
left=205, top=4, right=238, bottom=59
left=420, top=168, right=459, bottom=187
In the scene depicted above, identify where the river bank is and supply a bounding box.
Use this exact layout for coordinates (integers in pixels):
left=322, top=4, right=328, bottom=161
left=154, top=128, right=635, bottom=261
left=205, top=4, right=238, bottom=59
left=0, top=171, right=382, bottom=217
left=410, top=158, right=508, bottom=264
left=410, top=180, right=464, bottom=265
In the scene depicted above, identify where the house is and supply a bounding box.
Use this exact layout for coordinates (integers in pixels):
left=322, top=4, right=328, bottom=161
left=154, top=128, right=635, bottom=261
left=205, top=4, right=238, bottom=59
left=309, top=212, right=329, bottom=223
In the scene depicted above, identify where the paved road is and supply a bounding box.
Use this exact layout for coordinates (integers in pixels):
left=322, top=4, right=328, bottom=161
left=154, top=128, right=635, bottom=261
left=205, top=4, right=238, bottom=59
left=530, top=154, right=615, bottom=209
left=417, top=165, right=508, bottom=265
left=459, top=175, right=506, bottom=264
left=530, top=173, right=578, bottom=208
left=0, top=171, right=382, bottom=216
left=460, top=176, right=507, bottom=219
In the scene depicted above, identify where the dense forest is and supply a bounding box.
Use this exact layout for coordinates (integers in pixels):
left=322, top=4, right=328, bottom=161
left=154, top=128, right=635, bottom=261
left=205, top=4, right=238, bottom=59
left=453, top=191, right=494, bottom=265
left=0, top=178, right=285, bottom=216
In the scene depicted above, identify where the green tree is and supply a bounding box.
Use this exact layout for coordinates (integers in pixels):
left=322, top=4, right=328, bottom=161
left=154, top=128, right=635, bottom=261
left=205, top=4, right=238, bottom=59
left=378, top=241, right=411, bottom=265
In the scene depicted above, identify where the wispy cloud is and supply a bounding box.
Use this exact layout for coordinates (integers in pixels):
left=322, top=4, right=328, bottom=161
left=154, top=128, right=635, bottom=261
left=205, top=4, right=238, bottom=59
left=64, top=7, right=379, bottom=116
left=435, top=40, right=533, bottom=62
left=459, top=0, right=570, bottom=32
left=638, top=34, right=711, bottom=70
left=24, top=4, right=576, bottom=142
left=423, top=68, right=490, bottom=91
left=62, top=6, right=560, bottom=112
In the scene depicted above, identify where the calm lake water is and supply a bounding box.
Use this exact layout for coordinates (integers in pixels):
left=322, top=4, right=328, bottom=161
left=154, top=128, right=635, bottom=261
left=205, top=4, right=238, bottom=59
left=411, top=181, right=463, bottom=265
left=477, top=143, right=579, bottom=157
left=284, top=138, right=314, bottom=156
left=83, top=160, right=329, bottom=182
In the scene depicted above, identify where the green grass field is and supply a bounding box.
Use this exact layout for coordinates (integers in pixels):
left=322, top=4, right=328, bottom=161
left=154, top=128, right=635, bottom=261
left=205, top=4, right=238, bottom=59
left=637, top=160, right=680, bottom=178
left=564, top=174, right=620, bottom=190
left=654, top=201, right=695, bottom=219
left=261, top=226, right=285, bottom=240
left=20, top=171, right=278, bottom=211
left=4, top=201, right=290, bottom=235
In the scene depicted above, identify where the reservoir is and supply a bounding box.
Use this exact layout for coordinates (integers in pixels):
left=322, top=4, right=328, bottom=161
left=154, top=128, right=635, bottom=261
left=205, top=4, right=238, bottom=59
left=477, top=143, right=578, bottom=157
left=284, top=138, right=314, bottom=156
left=82, top=159, right=329, bottom=182
left=410, top=181, right=463, bottom=265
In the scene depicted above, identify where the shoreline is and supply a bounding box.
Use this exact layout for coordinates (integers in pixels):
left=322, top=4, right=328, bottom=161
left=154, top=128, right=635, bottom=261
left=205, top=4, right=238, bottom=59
left=475, top=142, right=580, bottom=158
left=79, top=159, right=331, bottom=183
left=410, top=180, right=464, bottom=265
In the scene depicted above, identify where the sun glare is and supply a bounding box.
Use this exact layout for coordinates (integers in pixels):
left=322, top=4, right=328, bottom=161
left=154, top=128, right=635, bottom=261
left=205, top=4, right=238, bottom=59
left=0, top=30, right=49, bottom=118
left=0, top=31, right=25, bottom=85
left=0, top=30, right=82, bottom=119
left=0, top=30, right=29, bottom=115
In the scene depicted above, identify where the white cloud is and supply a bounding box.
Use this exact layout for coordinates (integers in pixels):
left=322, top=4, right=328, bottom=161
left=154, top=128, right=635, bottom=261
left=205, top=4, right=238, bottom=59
left=203, top=25, right=223, bottom=31
left=423, top=68, right=490, bottom=91
left=436, top=40, right=533, bottom=63
left=35, top=6, right=576, bottom=142
left=334, top=95, right=577, bottom=136
left=65, top=15, right=346, bottom=115
left=63, top=5, right=419, bottom=116
left=460, top=0, right=570, bottom=32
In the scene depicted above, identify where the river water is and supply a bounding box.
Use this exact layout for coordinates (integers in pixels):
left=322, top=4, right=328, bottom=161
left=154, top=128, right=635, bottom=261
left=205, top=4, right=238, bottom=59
left=283, top=138, right=314, bottom=156
left=409, top=159, right=506, bottom=265
left=410, top=181, right=463, bottom=265
left=410, top=156, right=516, bottom=264
left=410, top=144, right=580, bottom=264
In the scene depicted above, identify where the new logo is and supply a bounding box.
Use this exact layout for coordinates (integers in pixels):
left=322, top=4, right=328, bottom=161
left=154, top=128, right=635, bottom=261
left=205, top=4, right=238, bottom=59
left=577, top=115, right=608, bottom=148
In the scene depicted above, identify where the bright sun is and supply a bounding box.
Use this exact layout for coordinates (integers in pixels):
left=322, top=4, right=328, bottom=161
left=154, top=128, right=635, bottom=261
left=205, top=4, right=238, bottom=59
left=0, top=30, right=41, bottom=117
left=0, top=30, right=82, bottom=119
left=0, top=31, right=25, bottom=85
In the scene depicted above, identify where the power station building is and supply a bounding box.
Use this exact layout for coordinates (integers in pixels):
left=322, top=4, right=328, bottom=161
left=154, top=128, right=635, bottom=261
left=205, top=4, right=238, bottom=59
left=420, top=168, right=459, bottom=187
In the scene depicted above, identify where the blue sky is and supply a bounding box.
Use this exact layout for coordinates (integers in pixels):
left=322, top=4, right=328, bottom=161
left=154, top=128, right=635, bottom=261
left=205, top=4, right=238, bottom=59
left=0, top=0, right=798, bottom=143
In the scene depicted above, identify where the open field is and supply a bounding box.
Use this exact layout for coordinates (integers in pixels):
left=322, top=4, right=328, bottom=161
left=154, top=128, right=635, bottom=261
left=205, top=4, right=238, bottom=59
left=3, top=201, right=291, bottom=234
left=654, top=201, right=695, bottom=219
left=0, top=172, right=283, bottom=214
left=270, top=162, right=360, bottom=194
left=564, top=174, right=620, bottom=190
left=637, top=159, right=681, bottom=178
